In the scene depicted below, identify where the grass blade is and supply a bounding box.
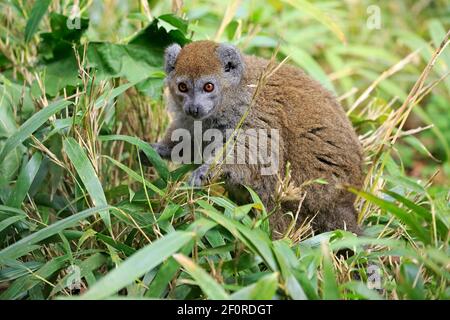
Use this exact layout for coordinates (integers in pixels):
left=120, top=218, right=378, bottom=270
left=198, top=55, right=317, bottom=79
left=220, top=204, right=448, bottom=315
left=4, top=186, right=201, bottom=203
left=145, top=218, right=217, bottom=298
left=321, top=243, right=340, bottom=300
left=0, top=215, right=26, bottom=233
left=99, top=135, right=169, bottom=181
left=231, top=272, right=279, bottom=299
left=0, top=100, right=72, bottom=163
left=24, top=0, right=52, bottom=42
left=63, top=137, right=111, bottom=231
left=197, top=199, right=278, bottom=271
left=0, top=205, right=110, bottom=261
left=103, top=155, right=164, bottom=196
left=173, top=253, right=230, bottom=300
left=7, top=152, right=42, bottom=208
left=81, top=231, right=194, bottom=299
left=282, top=0, right=346, bottom=43
left=350, top=188, right=431, bottom=244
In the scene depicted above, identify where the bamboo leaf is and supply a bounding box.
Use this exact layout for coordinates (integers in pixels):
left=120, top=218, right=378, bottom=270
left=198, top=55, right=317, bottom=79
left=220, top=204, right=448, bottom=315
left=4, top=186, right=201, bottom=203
left=99, top=135, right=169, bottom=181
left=63, top=137, right=111, bottom=231
left=24, top=0, right=52, bottom=42
left=82, top=231, right=194, bottom=299
left=173, top=253, right=230, bottom=300
left=7, top=152, right=43, bottom=208
left=0, top=100, right=72, bottom=163
left=231, top=272, right=279, bottom=299
left=0, top=205, right=110, bottom=261
left=321, top=243, right=340, bottom=300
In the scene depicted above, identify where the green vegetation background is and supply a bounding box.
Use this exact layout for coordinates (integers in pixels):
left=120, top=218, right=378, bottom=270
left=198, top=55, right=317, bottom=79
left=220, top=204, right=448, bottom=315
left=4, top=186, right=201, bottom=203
left=0, top=0, right=448, bottom=300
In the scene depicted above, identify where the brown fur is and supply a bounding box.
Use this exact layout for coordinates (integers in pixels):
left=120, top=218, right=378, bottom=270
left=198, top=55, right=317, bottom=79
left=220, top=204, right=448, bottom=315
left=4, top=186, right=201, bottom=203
left=156, top=41, right=364, bottom=238
left=240, top=56, right=363, bottom=237
left=173, top=41, right=221, bottom=78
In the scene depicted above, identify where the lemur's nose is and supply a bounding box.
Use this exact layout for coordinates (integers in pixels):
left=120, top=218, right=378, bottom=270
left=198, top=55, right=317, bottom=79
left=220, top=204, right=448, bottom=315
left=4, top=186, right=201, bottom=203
left=187, top=105, right=199, bottom=117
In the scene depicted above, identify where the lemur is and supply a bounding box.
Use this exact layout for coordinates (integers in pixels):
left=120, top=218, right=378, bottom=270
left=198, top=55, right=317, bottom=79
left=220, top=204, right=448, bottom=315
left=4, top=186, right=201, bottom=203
left=144, top=40, right=364, bottom=237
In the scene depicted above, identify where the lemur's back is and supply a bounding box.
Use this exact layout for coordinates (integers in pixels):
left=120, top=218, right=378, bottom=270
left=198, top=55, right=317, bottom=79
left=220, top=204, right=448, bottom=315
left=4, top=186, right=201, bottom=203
left=242, top=55, right=363, bottom=235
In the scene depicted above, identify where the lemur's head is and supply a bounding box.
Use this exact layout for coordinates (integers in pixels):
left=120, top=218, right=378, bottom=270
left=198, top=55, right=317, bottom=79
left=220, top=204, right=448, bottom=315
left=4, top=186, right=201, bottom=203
left=164, top=40, right=244, bottom=120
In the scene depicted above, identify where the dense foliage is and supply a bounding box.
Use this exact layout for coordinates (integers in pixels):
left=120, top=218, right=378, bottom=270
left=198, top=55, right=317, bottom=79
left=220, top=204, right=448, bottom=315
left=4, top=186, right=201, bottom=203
left=0, top=0, right=448, bottom=300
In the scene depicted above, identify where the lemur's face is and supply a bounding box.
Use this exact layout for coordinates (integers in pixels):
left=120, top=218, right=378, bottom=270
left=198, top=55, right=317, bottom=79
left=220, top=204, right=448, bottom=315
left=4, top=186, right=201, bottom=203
left=169, top=75, right=221, bottom=120
left=164, top=41, right=244, bottom=120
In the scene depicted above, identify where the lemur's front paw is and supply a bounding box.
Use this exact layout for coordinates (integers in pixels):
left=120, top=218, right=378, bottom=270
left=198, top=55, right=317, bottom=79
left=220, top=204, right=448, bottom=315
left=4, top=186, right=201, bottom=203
left=151, top=143, right=172, bottom=159
left=138, top=143, right=172, bottom=166
left=189, top=164, right=211, bottom=187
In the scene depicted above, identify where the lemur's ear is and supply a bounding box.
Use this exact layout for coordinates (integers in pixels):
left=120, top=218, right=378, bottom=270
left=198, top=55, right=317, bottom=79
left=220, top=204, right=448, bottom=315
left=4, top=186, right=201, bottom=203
left=164, top=43, right=181, bottom=74
left=217, top=44, right=244, bottom=85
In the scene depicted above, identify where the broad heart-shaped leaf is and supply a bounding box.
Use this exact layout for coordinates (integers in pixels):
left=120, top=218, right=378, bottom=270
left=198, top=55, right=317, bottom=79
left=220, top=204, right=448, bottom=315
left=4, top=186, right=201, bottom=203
left=63, top=137, right=111, bottom=232
left=86, top=14, right=190, bottom=96
left=37, top=13, right=89, bottom=96
left=81, top=231, right=194, bottom=299
left=0, top=205, right=110, bottom=261
left=39, top=12, right=89, bottom=60
left=0, top=99, right=72, bottom=163
left=24, top=0, right=51, bottom=42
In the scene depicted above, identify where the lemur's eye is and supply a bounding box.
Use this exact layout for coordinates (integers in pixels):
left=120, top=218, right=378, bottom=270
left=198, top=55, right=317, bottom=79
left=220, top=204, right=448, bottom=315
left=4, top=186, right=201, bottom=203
left=178, top=82, right=188, bottom=92
left=203, top=83, right=214, bottom=92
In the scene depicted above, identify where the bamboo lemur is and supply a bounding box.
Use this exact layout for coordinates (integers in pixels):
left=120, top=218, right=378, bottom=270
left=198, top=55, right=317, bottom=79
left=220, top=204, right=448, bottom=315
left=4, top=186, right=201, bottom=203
left=145, top=40, right=363, bottom=237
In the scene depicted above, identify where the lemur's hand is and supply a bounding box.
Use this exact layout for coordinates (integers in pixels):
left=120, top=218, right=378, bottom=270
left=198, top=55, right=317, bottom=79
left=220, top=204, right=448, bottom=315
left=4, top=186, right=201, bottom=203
left=151, top=143, right=172, bottom=159
left=138, top=143, right=172, bottom=166
left=189, top=164, right=212, bottom=187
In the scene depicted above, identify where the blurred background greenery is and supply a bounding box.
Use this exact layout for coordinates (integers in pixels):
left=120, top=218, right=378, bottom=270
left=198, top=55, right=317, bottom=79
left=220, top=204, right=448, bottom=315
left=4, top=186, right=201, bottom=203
left=0, top=0, right=449, bottom=300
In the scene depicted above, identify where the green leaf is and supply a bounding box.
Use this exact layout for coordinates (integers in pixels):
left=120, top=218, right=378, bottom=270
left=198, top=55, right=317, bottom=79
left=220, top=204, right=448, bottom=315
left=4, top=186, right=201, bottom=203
left=0, top=261, right=43, bottom=282
left=0, top=255, right=68, bottom=299
left=50, top=253, right=108, bottom=297
left=350, top=188, right=431, bottom=244
left=0, top=99, right=72, bottom=163
left=231, top=272, right=279, bottom=299
left=173, top=253, right=230, bottom=300
left=282, top=0, right=346, bottom=43
left=0, top=205, right=27, bottom=217
left=145, top=218, right=217, bottom=298
left=7, top=152, right=43, bottom=208
left=197, top=200, right=278, bottom=271
left=321, top=243, right=340, bottom=300
left=0, top=215, right=26, bottom=233
left=86, top=14, right=190, bottom=89
left=99, top=135, right=169, bottom=181
left=0, top=205, right=110, bottom=261
left=383, top=190, right=448, bottom=237
left=24, top=0, right=51, bottom=42
left=63, top=137, right=111, bottom=231
left=342, top=281, right=383, bottom=300
left=103, top=155, right=164, bottom=196
left=82, top=231, right=194, bottom=299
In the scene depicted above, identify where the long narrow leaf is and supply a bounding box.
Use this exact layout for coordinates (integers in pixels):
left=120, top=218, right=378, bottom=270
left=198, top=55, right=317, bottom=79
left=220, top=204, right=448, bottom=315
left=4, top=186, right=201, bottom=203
left=0, top=100, right=72, bottom=163
left=24, top=0, right=52, bottom=42
left=0, top=205, right=110, bottom=261
left=173, top=253, right=230, bottom=300
left=82, top=231, right=194, bottom=299
left=63, top=137, right=111, bottom=231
